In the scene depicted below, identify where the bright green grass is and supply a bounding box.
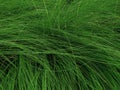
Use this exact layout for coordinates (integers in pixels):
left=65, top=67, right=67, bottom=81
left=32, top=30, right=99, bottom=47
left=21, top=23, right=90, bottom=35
left=0, top=0, right=120, bottom=90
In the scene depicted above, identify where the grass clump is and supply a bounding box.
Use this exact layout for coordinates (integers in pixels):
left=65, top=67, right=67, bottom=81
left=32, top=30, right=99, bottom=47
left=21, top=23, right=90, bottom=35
left=0, top=0, right=120, bottom=90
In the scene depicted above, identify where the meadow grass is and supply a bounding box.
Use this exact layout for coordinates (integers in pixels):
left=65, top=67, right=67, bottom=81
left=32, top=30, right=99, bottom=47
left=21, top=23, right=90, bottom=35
left=0, top=0, right=120, bottom=90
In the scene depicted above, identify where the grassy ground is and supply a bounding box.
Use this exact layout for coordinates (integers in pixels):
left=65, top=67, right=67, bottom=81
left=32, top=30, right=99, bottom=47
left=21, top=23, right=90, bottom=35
left=0, top=0, right=120, bottom=90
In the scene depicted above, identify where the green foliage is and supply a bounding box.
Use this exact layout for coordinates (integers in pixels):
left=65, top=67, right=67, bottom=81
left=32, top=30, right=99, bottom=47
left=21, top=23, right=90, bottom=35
left=0, top=0, right=120, bottom=90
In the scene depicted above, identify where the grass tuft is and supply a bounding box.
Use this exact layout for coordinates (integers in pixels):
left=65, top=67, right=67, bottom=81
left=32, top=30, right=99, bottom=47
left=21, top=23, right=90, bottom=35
left=0, top=0, right=120, bottom=90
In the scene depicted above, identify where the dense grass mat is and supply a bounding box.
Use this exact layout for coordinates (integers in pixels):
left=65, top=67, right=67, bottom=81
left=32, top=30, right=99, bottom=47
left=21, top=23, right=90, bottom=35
left=0, top=0, right=120, bottom=90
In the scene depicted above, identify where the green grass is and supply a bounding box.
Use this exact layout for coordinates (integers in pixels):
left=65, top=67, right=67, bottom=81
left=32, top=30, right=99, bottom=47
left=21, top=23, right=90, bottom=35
left=0, top=0, right=120, bottom=90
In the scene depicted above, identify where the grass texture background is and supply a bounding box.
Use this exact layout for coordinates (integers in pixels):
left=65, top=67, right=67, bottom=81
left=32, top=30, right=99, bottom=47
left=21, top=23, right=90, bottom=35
left=0, top=0, right=120, bottom=90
